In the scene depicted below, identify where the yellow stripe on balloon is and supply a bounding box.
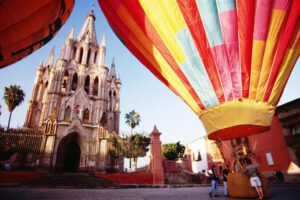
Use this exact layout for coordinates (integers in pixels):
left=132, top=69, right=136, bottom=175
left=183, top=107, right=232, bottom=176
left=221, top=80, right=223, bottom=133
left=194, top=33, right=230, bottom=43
left=155, top=0, right=186, bottom=33
left=256, top=10, right=287, bottom=101
left=269, top=36, right=300, bottom=105
left=139, top=0, right=186, bottom=65
left=249, top=40, right=266, bottom=99
left=116, top=4, right=201, bottom=114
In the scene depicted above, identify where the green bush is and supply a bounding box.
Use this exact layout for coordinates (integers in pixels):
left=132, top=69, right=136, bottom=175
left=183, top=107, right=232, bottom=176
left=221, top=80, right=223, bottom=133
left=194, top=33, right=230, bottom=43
left=162, top=143, right=185, bottom=160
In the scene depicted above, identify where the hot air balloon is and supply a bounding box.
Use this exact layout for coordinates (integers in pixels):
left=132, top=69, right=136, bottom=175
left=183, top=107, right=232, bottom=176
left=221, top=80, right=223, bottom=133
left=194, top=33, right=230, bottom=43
left=98, top=0, right=300, bottom=140
left=0, top=0, right=75, bottom=69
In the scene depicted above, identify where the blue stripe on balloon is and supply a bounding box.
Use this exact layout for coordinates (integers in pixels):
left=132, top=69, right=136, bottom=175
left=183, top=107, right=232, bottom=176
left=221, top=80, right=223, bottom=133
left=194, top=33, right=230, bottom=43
left=196, top=0, right=224, bottom=47
left=176, top=28, right=219, bottom=108
left=216, top=0, right=236, bottom=12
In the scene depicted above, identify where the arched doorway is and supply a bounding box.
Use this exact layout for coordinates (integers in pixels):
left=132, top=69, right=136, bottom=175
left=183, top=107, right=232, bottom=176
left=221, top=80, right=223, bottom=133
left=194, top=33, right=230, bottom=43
left=63, top=141, right=80, bottom=172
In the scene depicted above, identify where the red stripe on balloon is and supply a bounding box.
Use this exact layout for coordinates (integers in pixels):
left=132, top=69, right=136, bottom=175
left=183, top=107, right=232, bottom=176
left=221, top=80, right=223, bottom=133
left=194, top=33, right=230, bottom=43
left=264, top=0, right=300, bottom=102
left=236, top=0, right=255, bottom=98
left=122, top=0, right=205, bottom=110
left=176, top=0, right=226, bottom=103
left=99, top=0, right=202, bottom=111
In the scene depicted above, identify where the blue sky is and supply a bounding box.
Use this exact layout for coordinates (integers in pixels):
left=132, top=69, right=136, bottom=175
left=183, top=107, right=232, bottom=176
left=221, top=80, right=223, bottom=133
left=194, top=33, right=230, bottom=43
left=0, top=0, right=299, bottom=146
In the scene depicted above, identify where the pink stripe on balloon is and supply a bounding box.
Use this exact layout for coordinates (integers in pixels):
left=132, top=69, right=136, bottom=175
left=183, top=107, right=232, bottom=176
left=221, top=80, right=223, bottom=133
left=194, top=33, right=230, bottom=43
left=211, top=45, right=234, bottom=101
left=219, top=9, right=241, bottom=99
left=274, top=0, right=291, bottom=11
left=253, top=0, right=273, bottom=41
left=219, top=10, right=238, bottom=42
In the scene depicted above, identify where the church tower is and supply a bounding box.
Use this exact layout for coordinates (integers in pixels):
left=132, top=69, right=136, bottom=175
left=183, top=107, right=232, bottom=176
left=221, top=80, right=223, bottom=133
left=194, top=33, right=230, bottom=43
left=24, top=9, right=122, bottom=173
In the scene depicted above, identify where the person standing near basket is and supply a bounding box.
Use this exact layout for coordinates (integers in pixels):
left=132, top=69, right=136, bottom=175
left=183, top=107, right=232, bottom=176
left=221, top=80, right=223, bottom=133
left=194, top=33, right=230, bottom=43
left=208, top=165, right=220, bottom=197
left=244, top=159, right=264, bottom=200
left=222, top=164, right=230, bottom=197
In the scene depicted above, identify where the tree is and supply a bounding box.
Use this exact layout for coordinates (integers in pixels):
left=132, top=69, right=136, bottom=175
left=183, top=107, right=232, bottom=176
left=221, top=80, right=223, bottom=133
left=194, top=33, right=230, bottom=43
left=108, top=133, right=124, bottom=159
left=108, top=133, right=125, bottom=172
left=124, top=133, right=151, bottom=172
left=107, top=132, right=151, bottom=172
left=3, top=85, right=25, bottom=131
left=125, top=110, right=141, bottom=134
left=162, top=143, right=185, bottom=160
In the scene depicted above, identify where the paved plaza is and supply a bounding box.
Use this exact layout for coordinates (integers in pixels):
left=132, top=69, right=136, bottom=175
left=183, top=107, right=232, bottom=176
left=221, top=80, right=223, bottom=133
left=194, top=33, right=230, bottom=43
left=1, top=185, right=299, bottom=200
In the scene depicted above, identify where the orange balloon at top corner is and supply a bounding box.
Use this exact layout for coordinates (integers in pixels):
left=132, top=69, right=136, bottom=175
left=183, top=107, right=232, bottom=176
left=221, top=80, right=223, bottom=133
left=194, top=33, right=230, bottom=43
left=0, top=0, right=75, bottom=69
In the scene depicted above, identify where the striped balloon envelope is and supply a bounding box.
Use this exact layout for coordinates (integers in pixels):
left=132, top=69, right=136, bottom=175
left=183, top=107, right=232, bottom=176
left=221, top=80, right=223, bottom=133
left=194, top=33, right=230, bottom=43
left=0, top=0, right=75, bottom=69
left=98, top=0, right=300, bottom=140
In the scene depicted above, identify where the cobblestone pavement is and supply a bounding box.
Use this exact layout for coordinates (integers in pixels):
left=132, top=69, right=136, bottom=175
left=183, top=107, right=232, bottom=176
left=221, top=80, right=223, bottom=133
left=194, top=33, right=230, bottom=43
left=0, top=185, right=299, bottom=200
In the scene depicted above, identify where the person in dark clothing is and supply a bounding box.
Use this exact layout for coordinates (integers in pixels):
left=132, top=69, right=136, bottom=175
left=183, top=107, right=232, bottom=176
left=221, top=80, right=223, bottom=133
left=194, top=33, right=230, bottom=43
left=222, top=164, right=230, bottom=196
left=208, top=165, right=219, bottom=197
left=275, top=170, right=284, bottom=183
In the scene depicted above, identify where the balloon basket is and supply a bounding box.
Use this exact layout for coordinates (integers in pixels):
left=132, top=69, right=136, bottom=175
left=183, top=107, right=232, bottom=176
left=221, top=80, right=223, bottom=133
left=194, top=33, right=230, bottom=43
left=227, top=172, right=270, bottom=199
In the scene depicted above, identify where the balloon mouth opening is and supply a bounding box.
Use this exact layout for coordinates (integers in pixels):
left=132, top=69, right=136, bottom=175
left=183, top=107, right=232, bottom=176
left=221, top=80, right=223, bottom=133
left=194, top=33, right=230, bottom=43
left=199, top=99, right=275, bottom=140
left=208, top=125, right=270, bottom=140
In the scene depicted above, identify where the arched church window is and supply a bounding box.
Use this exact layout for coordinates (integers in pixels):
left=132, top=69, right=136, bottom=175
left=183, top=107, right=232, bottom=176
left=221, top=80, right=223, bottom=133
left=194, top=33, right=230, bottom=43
left=84, top=75, right=90, bottom=94
left=109, top=90, right=112, bottom=111
left=61, top=71, right=69, bottom=92
left=45, top=120, right=52, bottom=133
left=87, top=49, right=91, bottom=65
left=71, top=73, right=78, bottom=91
left=64, top=106, right=71, bottom=121
left=93, top=77, right=99, bottom=96
left=94, top=50, right=98, bottom=63
left=83, top=108, right=89, bottom=123
left=113, top=90, right=116, bottom=97
left=79, top=47, right=84, bottom=64
left=72, top=46, right=77, bottom=60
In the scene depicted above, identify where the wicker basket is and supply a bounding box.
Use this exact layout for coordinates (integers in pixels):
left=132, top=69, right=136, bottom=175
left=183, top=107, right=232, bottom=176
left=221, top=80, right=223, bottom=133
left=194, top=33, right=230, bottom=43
left=228, top=172, right=270, bottom=199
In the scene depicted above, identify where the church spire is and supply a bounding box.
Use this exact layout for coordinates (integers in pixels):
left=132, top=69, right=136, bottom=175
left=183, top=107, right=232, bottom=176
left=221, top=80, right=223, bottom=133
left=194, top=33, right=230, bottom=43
left=110, top=58, right=116, bottom=79
left=97, top=33, right=106, bottom=67
left=38, top=60, right=43, bottom=69
left=76, top=9, right=97, bottom=45
left=67, top=26, right=74, bottom=41
left=100, top=33, right=106, bottom=47
left=45, top=46, right=55, bottom=67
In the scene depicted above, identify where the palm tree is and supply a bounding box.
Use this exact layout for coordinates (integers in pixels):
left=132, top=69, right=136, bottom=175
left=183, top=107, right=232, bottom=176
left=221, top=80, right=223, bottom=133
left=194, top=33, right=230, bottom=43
left=3, top=85, right=25, bottom=131
left=124, top=110, right=141, bottom=171
left=125, top=110, right=141, bottom=134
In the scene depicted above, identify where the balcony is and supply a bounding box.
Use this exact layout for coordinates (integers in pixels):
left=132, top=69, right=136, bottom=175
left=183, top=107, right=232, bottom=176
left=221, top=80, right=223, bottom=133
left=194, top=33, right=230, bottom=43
left=277, top=108, right=300, bottom=120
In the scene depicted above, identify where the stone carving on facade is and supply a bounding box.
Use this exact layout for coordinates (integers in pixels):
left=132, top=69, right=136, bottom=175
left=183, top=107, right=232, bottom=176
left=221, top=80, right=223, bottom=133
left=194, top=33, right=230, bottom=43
left=44, top=107, right=57, bottom=135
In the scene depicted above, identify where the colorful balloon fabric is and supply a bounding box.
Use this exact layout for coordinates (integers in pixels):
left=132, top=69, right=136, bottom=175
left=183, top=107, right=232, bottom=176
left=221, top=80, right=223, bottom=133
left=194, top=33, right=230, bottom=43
left=0, top=0, right=75, bottom=69
left=98, top=0, right=300, bottom=140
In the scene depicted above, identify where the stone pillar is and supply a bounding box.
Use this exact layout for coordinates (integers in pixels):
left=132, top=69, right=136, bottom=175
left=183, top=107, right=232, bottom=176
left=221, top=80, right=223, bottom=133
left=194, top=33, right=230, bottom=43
left=40, top=135, right=56, bottom=169
left=184, top=149, right=193, bottom=172
left=150, top=126, right=165, bottom=184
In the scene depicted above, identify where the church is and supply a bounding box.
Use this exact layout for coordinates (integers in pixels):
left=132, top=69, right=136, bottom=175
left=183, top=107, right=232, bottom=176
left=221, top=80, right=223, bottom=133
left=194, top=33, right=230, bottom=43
left=24, top=9, right=122, bottom=173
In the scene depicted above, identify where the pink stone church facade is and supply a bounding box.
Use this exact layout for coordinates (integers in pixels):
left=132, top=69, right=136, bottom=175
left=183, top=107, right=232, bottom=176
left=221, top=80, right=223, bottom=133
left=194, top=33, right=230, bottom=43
left=24, top=10, right=122, bottom=173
